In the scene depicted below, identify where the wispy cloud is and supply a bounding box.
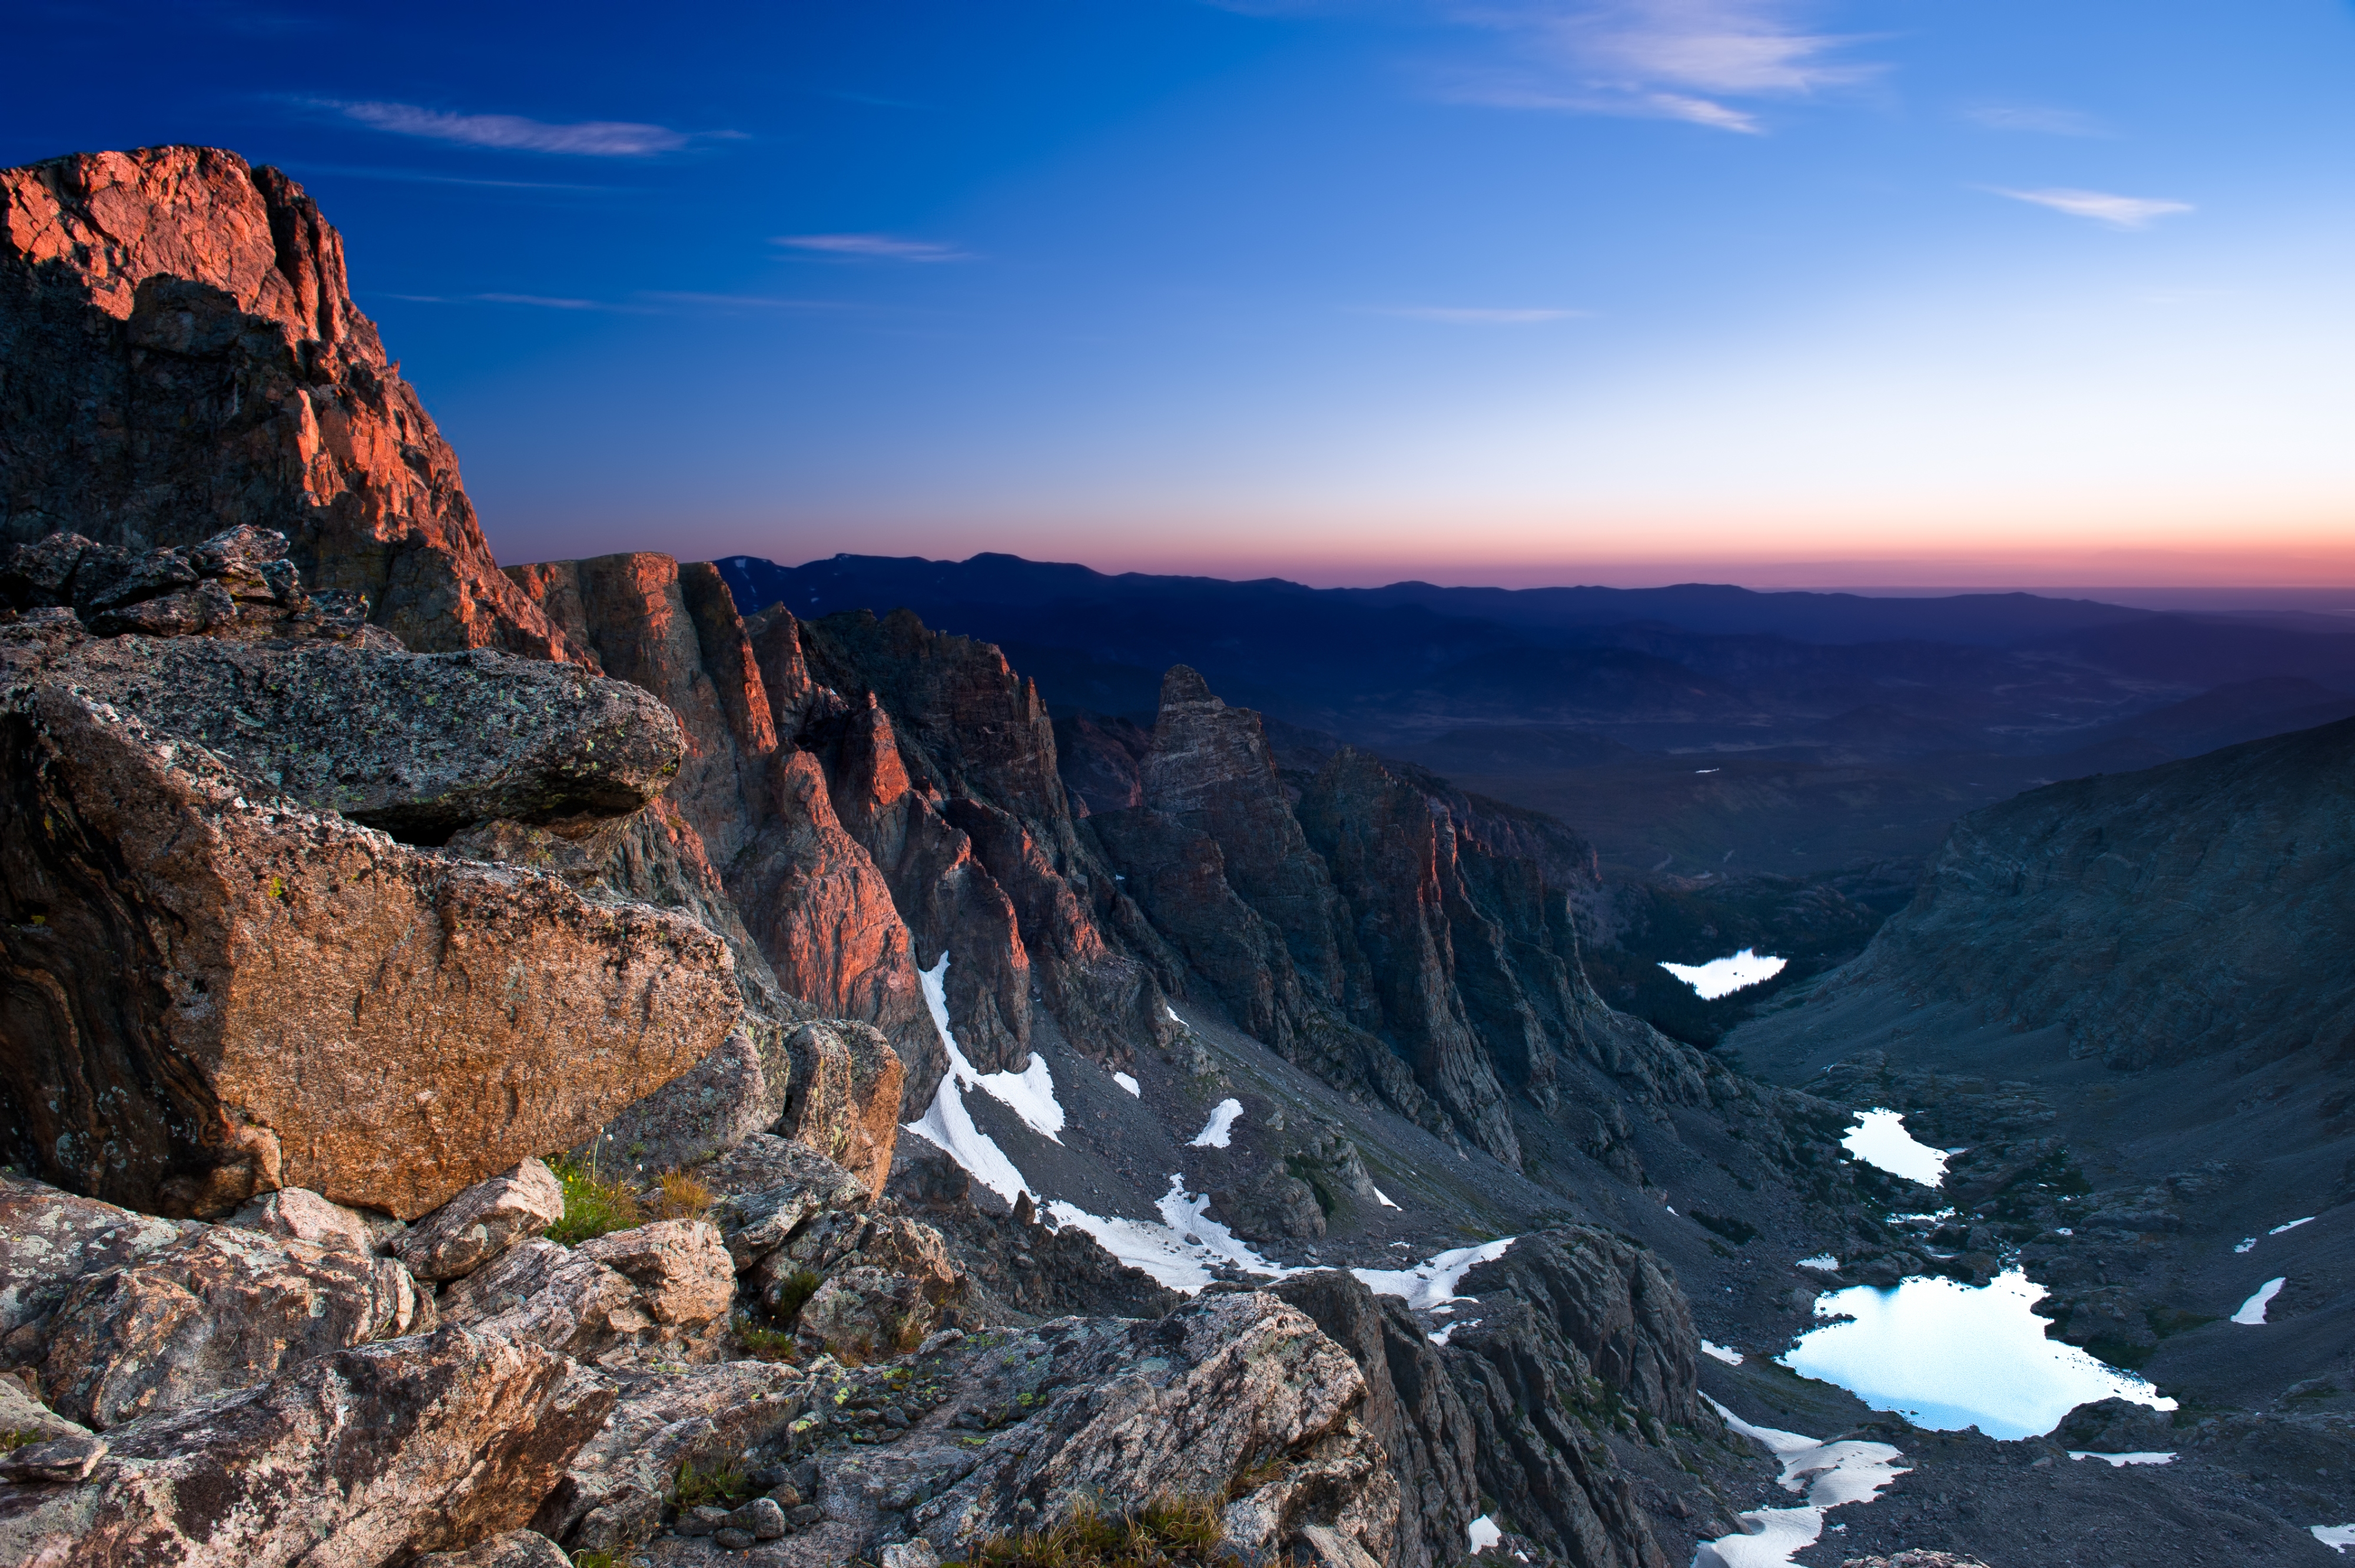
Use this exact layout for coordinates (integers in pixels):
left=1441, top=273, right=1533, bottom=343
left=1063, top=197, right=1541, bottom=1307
left=1364, top=304, right=1588, bottom=323
left=1964, top=102, right=2108, bottom=138
left=774, top=233, right=975, bottom=263
left=285, top=162, right=607, bottom=191
left=327, top=100, right=689, bottom=156
left=1989, top=187, right=2192, bottom=230
left=1436, top=0, right=1879, bottom=134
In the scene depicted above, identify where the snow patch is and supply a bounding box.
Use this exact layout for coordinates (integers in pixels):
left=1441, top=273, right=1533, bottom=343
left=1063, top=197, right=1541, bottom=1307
left=976, top=1051, right=1065, bottom=1143
left=1113, top=1072, right=1141, bottom=1098
left=2070, top=1451, right=2175, bottom=1466
left=2314, top=1524, right=2355, bottom=1553
left=1840, top=1109, right=1949, bottom=1187
left=1352, top=1238, right=1516, bottom=1311
left=2235, top=1237, right=2258, bottom=1254
left=2273, top=1216, right=2317, bottom=1235
left=1468, top=1516, right=1503, bottom=1554
left=1374, top=1186, right=1400, bottom=1209
left=1702, top=1340, right=1744, bottom=1366
left=1189, top=1098, right=1243, bottom=1148
left=1693, top=1397, right=1908, bottom=1568
left=1047, top=1174, right=1282, bottom=1293
left=903, top=954, right=1036, bottom=1207
left=1429, top=1317, right=1481, bottom=1347
left=1797, top=1254, right=1839, bottom=1271
left=1659, top=948, right=1786, bottom=1000
left=2234, top=1277, right=2287, bottom=1325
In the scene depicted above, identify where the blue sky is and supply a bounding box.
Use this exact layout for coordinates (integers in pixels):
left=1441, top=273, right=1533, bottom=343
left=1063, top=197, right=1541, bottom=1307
left=11, top=1, right=2355, bottom=586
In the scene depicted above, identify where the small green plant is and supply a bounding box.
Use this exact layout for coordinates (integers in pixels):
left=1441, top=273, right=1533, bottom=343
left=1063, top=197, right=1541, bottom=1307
left=769, top=1267, right=823, bottom=1323
left=0, top=1430, right=44, bottom=1454
left=734, top=1314, right=800, bottom=1363
left=570, top=1552, right=621, bottom=1568
left=544, top=1153, right=641, bottom=1244
left=967, top=1496, right=1248, bottom=1567
left=674, top=1454, right=752, bottom=1510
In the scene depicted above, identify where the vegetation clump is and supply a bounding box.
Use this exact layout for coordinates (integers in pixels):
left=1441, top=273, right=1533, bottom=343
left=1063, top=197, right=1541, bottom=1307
left=652, top=1168, right=715, bottom=1221
left=543, top=1154, right=642, bottom=1244
left=734, top=1314, right=800, bottom=1363
left=0, top=1430, right=43, bottom=1455
left=966, top=1497, right=1271, bottom=1567
left=674, top=1453, right=753, bottom=1510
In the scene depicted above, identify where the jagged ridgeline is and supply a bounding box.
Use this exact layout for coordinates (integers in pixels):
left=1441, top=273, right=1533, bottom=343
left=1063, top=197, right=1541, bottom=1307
left=0, top=144, right=1968, bottom=1567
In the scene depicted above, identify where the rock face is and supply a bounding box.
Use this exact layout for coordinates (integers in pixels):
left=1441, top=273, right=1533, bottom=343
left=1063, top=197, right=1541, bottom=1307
left=1824, top=717, right=2355, bottom=1069
left=228, top=1187, right=385, bottom=1254
left=0, top=1327, right=615, bottom=1566
left=38, top=624, right=688, bottom=843
left=778, top=1020, right=905, bottom=1192
left=0, top=617, right=742, bottom=1218
left=0, top=1175, right=194, bottom=1348
left=393, top=1160, right=567, bottom=1284
left=1439, top=1228, right=1714, bottom=1568
left=437, top=1222, right=734, bottom=1367
left=914, top=1291, right=1397, bottom=1561
left=0, top=147, right=583, bottom=659
left=40, top=1224, right=432, bottom=1429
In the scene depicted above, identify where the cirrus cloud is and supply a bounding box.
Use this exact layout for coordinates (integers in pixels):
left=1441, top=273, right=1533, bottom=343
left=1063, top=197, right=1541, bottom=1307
left=774, top=232, right=976, bottom=263
left=1989, top=187, right=2193, bottom=230
left=329, top=100, right=690, bottom=156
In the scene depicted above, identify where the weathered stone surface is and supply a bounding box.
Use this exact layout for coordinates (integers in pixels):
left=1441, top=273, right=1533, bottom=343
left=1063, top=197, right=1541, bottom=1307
left=416, top=1529, right=573, bottom=1567
left=920, top=1205, right=1182, bottom=1324
left=591, top=1030, right=775, bottom=1176
left=0, top=649, right=743, bottom=1217
left=393, top=1160, right=566, bottom=1284
left=1439, top=1227, right=1714, bottom=1568
left=705, top=1134, right=873, bottom=1272
left=1214, top=1161, right=1330, bottom=1242
left=228, top=1187, right=383, bottom=1254
left=0, top=1327, right=614, bottom=1566
left=437, top=1223, right=732, bottom=1367
left=532, top=1360, right=812, bottom=1552
left=1272, top=1270, right=1481, bottom=1568
left=0, top=147, right=586, bottom=660
left=0, top=1175, right=195, bottom=1347
left=778, top=1019, right=905, bottom=1193
left=41, top=1224, right=431, bottom=1430
left=41, top=627, right=687, bottom=843
left=0, top=1376, right=88, bottom=1444
left=798, top=1265, right=943, bottom=1363
left=0, top=524, right=376, bottom=643
left=916, top=1291, right=1397, bottom=1561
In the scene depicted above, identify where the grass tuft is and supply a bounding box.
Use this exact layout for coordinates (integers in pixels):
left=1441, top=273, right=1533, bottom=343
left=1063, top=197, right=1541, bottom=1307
left=544, top=1154, right=642, bottom=1245
left=674, top=1454, right=752, bottom=1510
left=966, top=1496, right=1262, bottom=1567
left=0, top=1430, right=44, bottom=1455
left=734, top=1314, right=800, bottom=1363
left=652, top=1169, right=715, bottom=1222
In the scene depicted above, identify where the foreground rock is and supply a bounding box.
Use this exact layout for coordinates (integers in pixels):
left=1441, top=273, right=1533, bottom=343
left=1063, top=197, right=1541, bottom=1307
left=41, top=1224, right=431, bottom=1429
left=0, top=1328, right=613, bottom=1565
left=777, top=1021, right=905, bottom=1193
left=0, top=1175, right=194, bottom=1351
left=438, top=1222, right=734, bottom=1367
left=0, top=623, right=742, bottom=1217
left=394, top=1160, right=566, bottom=1284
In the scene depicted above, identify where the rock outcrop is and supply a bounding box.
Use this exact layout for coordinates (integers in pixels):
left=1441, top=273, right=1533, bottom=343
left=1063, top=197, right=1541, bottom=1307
left=0, top=609, right=742, bottom=1219
left=0, top=1328, right=614, bottom=1566
left=437, top=1222, right=735, bottom=1367
left=0, top=147, right=583, bottom=659
left=393, top=1160, right=567, bottom=1284
left=778, top=1020, right=906, bottom=1192
left=40, top=1224, right=432, bottom=1429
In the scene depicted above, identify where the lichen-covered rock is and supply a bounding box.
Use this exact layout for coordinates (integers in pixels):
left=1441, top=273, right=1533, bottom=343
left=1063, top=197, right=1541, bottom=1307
left=591, top=1031, right=774, bottom=1177
left=0, top=147, right=586, bottom=662
left=416, top=1530, right=573, bottom=1567
left=798, top=1266, right=943, bottom=1363
left=394, top=1160, right=567, bottom=1284
left=0, top=1376, right=88, bottom=1445
left=0, top=1327, right=615, bottom=1566
left=531, top=1360, right=812, bottom=1553
left=0, top=1175, right=195, bottom=1350
left=778, top=1019, right=905, bottom=1192
left=705, top=1135, right=873, bottom=1272
left=39, top=1224, right=432, bottom=1430
left=37, top=625, right=688, bottom=842
left=0, top=524, right=374, bottom=642
left=229, top=1186, right=384, bottom=1254
left=0, top=647, right=743, bottom=1218
left=437, top=1224, right=733, bottom=1367
left=915, top=1291, right=1397, bottom=1562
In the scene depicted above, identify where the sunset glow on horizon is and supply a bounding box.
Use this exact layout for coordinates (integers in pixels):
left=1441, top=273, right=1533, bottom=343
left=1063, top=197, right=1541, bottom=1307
left=16, top=0, right=2355, bottom=595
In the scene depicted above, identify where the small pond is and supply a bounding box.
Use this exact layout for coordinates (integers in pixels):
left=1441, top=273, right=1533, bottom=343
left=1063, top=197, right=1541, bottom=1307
left=1840, top=1108, right=1951, bottom=1187
left=1780, top=1269, right=2175, bottom=1440
left=1659, top=948, right=1787, bottom=999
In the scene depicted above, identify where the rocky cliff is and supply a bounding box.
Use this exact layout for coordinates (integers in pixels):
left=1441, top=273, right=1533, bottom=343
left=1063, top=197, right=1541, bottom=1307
left=1, top=146, right=579, bottom=660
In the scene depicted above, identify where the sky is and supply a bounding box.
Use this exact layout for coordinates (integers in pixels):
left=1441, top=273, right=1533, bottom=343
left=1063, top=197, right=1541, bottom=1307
left=9, top=0, right=2355, bottom=590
